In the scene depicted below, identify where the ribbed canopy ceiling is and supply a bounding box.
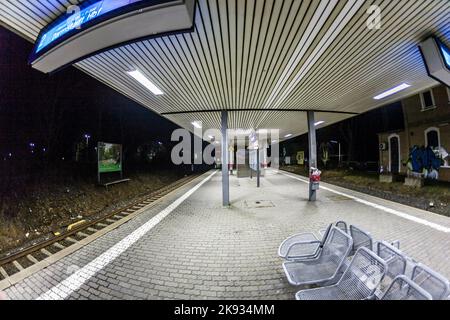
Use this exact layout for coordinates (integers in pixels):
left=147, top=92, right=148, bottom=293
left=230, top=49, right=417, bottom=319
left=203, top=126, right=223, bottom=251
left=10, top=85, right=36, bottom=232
left=1, top=0, right=449, bottom=140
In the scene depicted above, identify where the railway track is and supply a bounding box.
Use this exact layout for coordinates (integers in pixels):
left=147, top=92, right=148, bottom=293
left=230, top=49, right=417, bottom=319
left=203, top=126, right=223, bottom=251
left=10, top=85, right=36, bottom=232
left=0, top=173, right=202, bottom=282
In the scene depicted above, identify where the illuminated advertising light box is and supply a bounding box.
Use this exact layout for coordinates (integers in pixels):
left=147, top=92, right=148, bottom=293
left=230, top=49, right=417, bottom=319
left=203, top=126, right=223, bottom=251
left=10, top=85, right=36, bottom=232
left=30, top=0, right=195, bottom=73
left=98, top=142, right=123, bottom=173
left=419, top=37, right=450, bottom=87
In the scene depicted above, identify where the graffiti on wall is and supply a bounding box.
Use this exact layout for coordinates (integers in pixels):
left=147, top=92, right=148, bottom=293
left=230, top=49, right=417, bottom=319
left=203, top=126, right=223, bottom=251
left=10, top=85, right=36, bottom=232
left=405, top=145, right=449, bottom=179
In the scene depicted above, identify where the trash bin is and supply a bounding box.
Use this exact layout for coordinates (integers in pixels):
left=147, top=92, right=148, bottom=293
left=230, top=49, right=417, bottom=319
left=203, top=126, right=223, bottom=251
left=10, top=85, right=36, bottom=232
left=310, top=167, right=321, bottom=191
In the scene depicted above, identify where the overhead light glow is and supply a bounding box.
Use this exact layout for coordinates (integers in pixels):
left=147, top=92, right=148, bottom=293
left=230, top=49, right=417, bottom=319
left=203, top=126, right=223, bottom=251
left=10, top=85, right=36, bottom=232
left=127, top=70, right=164, bottom=95
left=192, top=121, right=202, bottom=129
left=272, top=140, right=278, bottom=143
left=315, top=121, right=325, bottom=126
left=373, top=83, right=411, bottom=100
left=234, top=129, right=252, bottom=135
left=284, top=134, right=293, bottom=138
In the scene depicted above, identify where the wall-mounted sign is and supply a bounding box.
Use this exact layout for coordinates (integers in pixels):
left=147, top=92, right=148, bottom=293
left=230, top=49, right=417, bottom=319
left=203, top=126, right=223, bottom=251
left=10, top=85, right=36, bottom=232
left=249, top=131, right=257, bottom=143
left=419, top=37, right=450, bottom=87
left=30, top=0, right=195, bottom=73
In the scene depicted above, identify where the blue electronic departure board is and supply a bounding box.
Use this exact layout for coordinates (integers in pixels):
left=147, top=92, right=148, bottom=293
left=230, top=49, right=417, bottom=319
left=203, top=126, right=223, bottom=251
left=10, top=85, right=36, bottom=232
left=437, top=38, right=450, bottom=70
left=30, top=0, right=194, bottom=73
left=34, top=0, right=143, bottom=54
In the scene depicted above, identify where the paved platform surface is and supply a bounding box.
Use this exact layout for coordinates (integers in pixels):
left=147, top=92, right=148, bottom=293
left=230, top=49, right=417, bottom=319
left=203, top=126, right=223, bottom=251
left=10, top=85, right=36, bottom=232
left=3, top=170, right=450, bottom=300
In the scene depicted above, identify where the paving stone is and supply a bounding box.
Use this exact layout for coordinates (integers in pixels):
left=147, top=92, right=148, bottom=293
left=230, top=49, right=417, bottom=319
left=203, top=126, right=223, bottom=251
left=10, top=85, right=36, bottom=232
left=3, top=171, right=450, bottom=300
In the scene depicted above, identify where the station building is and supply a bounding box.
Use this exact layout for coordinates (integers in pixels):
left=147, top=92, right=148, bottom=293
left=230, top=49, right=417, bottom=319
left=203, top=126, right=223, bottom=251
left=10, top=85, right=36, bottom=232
left=378, top=84, right=450, bottom=182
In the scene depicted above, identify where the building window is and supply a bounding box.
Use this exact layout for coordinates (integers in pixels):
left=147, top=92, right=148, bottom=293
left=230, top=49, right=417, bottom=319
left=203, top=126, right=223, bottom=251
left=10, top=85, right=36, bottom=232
left=388, top=134, right=401, bottom=174
left=424, top=127, right=440, bottom=150
left=420, top=89, right=436, bottom=111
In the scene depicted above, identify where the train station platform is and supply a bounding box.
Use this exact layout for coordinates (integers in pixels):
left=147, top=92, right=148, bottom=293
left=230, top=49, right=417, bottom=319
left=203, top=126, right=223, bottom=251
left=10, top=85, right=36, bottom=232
left=3, top=170, right=450, bottom=300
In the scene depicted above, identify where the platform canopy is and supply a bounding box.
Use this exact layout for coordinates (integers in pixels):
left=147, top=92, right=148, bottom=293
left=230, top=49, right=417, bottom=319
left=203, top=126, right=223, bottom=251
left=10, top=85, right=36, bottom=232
left=1, top=0, right=449, bottom=141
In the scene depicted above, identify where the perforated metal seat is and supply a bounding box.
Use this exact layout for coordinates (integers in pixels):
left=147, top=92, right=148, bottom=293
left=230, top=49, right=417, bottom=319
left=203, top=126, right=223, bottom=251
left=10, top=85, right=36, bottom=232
left=381, top=275, right=432, bottom=300
left=296, top=247, right=387, bottom=300
left=349, top=225, right=373, bottom=255
left=391, top=240, right=400, bottom=249
left=278, top=224, right=333, bottom=261
left=335, top=221, right=348, bottom=234
left=376, top=241, right=407, bottom=294
left=318, top=221, right=347, bottom=237
left=278, top=232, right=321, bottom=260
left=411, top=263, right=450, bottom=300
left=283, top=227, right=352, bottom=286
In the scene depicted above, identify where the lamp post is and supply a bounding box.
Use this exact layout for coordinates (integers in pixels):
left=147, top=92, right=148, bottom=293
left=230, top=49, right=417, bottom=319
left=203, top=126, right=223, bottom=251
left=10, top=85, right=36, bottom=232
left=330, top=140, right=341, bottom=167
left=84, top=134, right=91, bottom=146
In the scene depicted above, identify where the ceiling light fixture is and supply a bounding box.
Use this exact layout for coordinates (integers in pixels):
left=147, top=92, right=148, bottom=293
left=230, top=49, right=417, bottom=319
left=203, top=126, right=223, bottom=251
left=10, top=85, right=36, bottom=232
left=127, top=70, right=164, bottom=95
left=315, top=121, right=325, bottom=126
left=373, top=83, right=411, bottom=100
left=284, top=134, right=293, bottom=138
left=192, top=121, right=202, bottom=129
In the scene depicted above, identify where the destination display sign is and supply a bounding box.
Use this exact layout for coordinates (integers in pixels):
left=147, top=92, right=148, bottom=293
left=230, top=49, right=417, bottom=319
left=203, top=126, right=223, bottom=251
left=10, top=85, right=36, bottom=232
left=29, top=0, right=195, bottom=74
left=437, top=38, right=450, bottom=70
left=34, top=0, right=143, bottom=55
left=420, top=37, right=450, bottom=87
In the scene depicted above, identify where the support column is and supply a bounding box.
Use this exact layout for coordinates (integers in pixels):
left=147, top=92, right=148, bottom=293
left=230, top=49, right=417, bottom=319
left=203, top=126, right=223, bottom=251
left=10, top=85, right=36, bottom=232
left=307, top=111, right=317, bottom=201
left=256, top=147, right=260, bottom=188
left=221, top=111, right=230, bottom=206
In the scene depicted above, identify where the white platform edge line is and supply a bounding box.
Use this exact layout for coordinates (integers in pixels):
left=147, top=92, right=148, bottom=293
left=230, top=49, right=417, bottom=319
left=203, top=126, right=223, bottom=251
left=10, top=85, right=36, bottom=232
left=279, top=171, right=450, bottom=233
left=36, top=170, right=218, bottom=300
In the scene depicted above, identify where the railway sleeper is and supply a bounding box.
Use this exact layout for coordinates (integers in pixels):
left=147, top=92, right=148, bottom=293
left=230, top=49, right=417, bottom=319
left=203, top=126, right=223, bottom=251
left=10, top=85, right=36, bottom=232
left=12, top=260, right=24, bottom=271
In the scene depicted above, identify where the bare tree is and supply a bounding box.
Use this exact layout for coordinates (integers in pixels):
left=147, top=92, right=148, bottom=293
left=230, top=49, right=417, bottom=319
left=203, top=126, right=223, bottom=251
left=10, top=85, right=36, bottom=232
left=339, top=118, right=356, bottom=162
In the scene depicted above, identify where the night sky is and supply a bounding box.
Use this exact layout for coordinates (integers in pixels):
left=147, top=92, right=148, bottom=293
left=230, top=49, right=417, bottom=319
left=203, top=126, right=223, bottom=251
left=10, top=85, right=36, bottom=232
left=0, top=26, right=180, bottom=163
